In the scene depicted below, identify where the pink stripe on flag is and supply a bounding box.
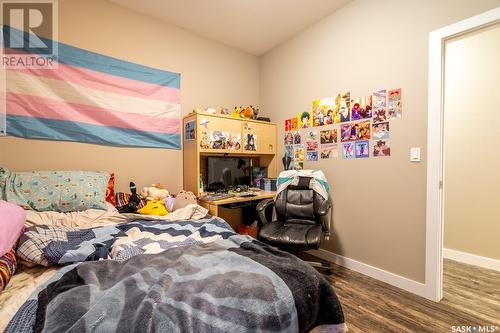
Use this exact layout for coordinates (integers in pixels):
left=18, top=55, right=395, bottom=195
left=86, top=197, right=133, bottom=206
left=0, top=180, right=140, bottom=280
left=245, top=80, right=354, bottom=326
left=6, top=93, right=181, bottom=134
left=5, top=48, right=180, bottom=104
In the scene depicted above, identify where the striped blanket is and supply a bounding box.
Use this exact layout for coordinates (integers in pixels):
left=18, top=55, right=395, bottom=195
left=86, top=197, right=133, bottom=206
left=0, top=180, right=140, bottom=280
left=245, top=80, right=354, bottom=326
left=2, top=25, right=181, bottom=149
left=7, top=217, right=346, bottom=333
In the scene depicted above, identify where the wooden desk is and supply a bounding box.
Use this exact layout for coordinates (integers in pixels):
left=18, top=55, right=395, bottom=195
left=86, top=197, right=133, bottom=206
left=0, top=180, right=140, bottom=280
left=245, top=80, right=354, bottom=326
left=198, top=191, right=276, bottom=217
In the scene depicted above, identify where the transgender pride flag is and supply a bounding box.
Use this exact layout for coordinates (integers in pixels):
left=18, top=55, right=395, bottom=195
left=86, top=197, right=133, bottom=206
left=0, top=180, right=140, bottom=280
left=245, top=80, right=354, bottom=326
left=2, top=26, right=181, bottom=149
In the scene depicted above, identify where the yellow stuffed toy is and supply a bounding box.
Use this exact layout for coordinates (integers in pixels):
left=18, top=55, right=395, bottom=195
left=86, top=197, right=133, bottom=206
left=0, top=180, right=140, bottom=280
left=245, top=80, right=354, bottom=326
left=137, top=200, right=168, bottom=216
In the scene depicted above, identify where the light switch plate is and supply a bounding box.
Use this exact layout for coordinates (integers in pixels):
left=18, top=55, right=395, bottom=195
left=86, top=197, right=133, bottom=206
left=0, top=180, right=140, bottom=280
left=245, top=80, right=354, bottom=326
left=410, top=147, right=421, bottom=162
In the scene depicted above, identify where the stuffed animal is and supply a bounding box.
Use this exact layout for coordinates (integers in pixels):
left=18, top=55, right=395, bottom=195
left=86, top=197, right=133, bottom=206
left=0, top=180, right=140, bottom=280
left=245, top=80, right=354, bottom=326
left=251, top=105, right=260, bottom=119
left=137, top=200, right=168, bottom=216
left=219, top=107, right=230, bottom=116
left=241, top=106, right=253, bottom=119
left=140, top=184, right=169, bottom=201
left=172, top=190, right=197, bottom=211
left=231, top=106, right=242, bottom=118
left=205, top=107, right=216, bottom=114
left=117, top=182, right=142, bottom=213
left=165, top=195, right=176, bottom=212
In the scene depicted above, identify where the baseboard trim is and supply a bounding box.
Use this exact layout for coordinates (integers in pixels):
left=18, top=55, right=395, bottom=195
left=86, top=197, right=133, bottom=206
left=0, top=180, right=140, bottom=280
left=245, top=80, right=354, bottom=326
left=443, top=248, right=500, bottom=272
left=307, top=249, right=430, bottom=299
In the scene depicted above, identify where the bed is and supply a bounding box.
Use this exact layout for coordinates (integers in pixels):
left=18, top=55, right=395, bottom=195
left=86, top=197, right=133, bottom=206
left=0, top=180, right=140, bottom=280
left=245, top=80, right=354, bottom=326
left=1, top=208, right=346, bottom=333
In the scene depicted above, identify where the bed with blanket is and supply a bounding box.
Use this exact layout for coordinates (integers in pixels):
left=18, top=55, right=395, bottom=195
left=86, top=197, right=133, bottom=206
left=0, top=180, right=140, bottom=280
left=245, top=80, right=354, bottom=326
left=3, top=215, right=346, bottom=333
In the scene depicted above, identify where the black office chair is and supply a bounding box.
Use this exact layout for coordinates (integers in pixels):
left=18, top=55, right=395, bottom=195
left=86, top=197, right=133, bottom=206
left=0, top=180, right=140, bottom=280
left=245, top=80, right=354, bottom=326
left=256, top=176, right=332, bottom=274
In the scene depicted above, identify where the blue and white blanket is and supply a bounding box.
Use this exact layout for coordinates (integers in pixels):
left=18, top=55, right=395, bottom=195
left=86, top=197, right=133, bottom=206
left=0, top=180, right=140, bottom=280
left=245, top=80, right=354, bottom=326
left=9, top=217, right=346, bottom=333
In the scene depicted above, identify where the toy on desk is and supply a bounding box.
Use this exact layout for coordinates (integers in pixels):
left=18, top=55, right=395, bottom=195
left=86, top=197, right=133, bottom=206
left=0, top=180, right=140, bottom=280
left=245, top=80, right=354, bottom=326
left=140, top=184, right=169, bottom=201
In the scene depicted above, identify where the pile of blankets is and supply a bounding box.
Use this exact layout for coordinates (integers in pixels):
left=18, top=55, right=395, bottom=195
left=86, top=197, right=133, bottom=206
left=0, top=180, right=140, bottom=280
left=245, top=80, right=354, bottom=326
left=7, top=216, right=346, bottom=333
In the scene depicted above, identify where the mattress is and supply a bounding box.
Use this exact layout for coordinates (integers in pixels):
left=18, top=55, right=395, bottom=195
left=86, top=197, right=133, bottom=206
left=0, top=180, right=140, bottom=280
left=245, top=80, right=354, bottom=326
left=0, top=265, right=59, bottom=332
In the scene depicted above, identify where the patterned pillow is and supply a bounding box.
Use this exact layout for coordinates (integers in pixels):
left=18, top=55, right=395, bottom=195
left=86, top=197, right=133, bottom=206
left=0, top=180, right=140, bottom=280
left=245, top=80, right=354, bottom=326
left=0, top=167, right=109, bottom=212
left=0, top=249, right=17, bottom=291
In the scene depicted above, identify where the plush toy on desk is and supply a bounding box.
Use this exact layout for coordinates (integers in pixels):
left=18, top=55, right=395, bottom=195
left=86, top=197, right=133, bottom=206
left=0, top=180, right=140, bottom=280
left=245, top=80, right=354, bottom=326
left=140, top=184, right=169, bottom=201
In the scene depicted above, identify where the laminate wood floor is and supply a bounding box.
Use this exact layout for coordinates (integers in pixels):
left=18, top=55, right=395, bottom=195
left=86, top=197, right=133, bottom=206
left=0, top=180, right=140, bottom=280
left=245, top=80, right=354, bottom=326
left=313, top=257, right=500, bottom=333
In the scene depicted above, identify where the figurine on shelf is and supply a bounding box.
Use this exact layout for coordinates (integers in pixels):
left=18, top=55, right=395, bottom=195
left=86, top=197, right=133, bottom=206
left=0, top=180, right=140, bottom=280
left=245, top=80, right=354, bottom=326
left=219, top=107, right=230, bottom=116
left=241, top=106, right=254, bottom=119
left=231, top=106, right=242, bottom=118
left=251, top=105, right=260, bottom=119
left=205, top=107, right=216, bottom=114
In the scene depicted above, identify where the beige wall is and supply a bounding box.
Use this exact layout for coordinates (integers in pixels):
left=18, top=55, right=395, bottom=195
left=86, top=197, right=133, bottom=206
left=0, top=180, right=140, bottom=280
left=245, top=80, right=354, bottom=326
left=0, top=0, right=260, bottom=192
left=260, top=0, right=500, bottom=282
left=443, top=24, right=500, bottom=260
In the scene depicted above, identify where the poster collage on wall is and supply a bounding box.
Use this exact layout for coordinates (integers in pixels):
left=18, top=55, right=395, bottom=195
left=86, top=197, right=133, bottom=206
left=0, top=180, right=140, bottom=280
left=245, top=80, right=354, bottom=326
left=284, top=88, right=401, bottom=169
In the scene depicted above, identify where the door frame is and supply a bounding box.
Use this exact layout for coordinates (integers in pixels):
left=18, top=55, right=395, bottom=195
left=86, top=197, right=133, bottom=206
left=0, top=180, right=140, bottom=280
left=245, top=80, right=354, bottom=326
left=426, top=6, right=500, bottom=301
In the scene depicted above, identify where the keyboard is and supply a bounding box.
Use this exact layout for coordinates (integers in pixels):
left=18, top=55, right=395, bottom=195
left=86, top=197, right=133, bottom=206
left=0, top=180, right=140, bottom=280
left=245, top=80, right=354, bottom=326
left=199, top=193, right=235, bottom=202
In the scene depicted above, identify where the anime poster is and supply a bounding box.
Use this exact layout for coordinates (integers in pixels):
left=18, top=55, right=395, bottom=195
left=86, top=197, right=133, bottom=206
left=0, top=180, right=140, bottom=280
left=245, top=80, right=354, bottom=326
left=291, top=118, right=298, bottom=130
left=320, top=129, right=337, bottom=144
left=373, top=140, right=391, bottom=157
left=372, top=89, right=387, bottom=123
left=340, top=123, right=355, bottom=142
left=297, top=111, right=313, bottom=129
left=388, top=88, right=402, bottom=119
left=355, top=140, right=370, bottom=158
left=184, top=120, right=196, bottom=141
left=210, top=130, right=226, bottom=149
left=320, top=144, right=338, bottom=159
left=312, top=97, right=337, bottom=126
left=372, top=121, right=390, bottom=139
left=293, top=131, right=302, bottom=144
left=353, top=120, right=371, bottom=140
left=284, top=118, right=292, bottom=132
left=284, top=132, right=294, bottom=145
left=200, top=131, right=210, bottom=149
left=305, top=130, right=319, bottom=151
left=225, top=132, right=241, bottom=150
left=306, top=151, right=318, bottom=161
left=351, top=96, right=373, bottom=121
left=293, top=145, right=305, bottom=162
left=339, top=92, right=351, bottom=123
left=342, top=142, right=355, bottom=159
left=243, top=133, right=257, bottom=151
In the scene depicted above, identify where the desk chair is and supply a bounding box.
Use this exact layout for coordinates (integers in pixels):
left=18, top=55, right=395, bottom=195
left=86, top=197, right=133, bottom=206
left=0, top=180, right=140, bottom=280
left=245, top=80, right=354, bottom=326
left=255, top=176, right=332, bottom=274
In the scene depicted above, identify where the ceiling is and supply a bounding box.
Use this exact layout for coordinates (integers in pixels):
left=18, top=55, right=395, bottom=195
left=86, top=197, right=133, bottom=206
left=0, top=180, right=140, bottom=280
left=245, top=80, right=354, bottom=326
left=109, top=0, right=351, bottom=55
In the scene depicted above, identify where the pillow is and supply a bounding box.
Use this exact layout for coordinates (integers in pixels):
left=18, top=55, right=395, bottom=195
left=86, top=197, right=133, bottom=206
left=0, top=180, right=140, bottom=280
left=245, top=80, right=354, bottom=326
left=0, top=249, right=17, bottom=291
left=0, top=200, right=26, bottom=257
left=105, top=173, right=116, bottom=206
left=0, top=167, right=109, bottom=212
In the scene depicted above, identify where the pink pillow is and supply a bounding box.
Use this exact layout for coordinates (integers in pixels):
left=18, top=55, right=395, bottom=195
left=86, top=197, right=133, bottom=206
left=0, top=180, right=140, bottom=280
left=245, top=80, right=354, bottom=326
left=0, top=200, right=26, bottom=257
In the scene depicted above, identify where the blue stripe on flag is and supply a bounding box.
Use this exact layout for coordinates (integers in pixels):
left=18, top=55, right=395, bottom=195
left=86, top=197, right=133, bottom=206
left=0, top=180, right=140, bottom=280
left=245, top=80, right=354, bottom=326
left=7, top=115, right=181, bottom=149
left=2, top=26, right=180, bottom=89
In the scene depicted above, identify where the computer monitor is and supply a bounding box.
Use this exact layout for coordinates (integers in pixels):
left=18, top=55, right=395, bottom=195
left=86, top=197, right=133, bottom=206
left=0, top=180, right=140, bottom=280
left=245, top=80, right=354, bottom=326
left=207, top=157, right=251, bottom=191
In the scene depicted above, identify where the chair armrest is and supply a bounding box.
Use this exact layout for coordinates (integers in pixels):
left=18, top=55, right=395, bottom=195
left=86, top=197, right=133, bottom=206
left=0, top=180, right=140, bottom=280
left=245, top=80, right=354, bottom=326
left=318, top=198, right=332, bottom=237
left=256, top=199, right=274, bottom=225
left=318, top=199, right=331, bottom=216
